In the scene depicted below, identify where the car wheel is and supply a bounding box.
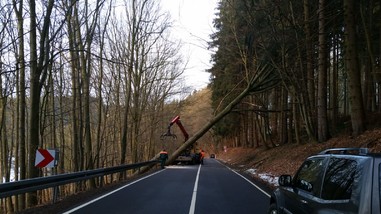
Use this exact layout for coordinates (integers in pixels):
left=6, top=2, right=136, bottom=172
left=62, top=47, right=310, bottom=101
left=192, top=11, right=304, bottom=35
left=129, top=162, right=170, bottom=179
left=268, top=203, right=278, bottom=214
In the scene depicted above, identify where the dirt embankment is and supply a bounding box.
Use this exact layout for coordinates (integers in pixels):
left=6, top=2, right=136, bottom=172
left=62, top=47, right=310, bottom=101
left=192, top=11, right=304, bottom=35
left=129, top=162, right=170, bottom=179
left=216, top=128, right=381, bottom=187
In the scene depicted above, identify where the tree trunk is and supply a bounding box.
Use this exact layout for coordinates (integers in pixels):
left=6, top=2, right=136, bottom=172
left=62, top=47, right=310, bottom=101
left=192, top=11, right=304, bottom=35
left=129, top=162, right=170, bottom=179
left=67, top=1, right=82, bottom=175
left=292, top=92, right=301, bottom=144
left=82, top=0, right=103, bottom=188
left=167, top=84, right=253, bottom=164
left=27, top=0, right=40, bottom=206
left=58, top=50, right=66, bottom=176
left=0, top=61, right=14, bottom=213
left=13, top=0, right=27, bottom=209
left=139, top=67, right=278, bottom=174
left=360, top=0, right=377, bottom=112
left=344, top=0, right=366, bottom=136
left=303, top=0, right=315, bottom=115
left=317, top=0, right=330, bottom=142
left=280, top=87, right=288, bottom=144
left=331, top=35, right=339, bottom=133
left=27, top=0, right=54, bottom=206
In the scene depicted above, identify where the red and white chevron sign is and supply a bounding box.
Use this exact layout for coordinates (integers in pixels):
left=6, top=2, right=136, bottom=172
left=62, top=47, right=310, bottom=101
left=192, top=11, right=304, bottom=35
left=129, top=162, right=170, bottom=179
left=35, top=149, right=56, bottom=168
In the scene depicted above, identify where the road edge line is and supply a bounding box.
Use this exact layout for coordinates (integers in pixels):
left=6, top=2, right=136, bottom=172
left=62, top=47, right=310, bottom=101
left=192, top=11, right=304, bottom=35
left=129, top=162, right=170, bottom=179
left=62, top=170, right=165, bottom=214
left=217, top=160, right=271, bottom=198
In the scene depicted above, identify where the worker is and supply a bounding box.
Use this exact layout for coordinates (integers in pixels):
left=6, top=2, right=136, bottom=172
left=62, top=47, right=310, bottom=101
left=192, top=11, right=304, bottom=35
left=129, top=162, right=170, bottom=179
left=200, top=150, right=205, bottom=165
left=159, top=149, right=168, bottom=169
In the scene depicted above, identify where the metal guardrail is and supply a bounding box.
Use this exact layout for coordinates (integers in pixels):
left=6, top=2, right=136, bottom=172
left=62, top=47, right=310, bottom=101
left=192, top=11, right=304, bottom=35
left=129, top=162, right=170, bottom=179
left=0, top=160, right=159, bottom=199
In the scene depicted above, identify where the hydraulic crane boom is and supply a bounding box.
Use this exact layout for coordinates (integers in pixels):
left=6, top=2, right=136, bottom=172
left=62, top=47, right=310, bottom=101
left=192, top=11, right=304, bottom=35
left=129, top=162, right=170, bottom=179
left=160, top=116, right=199, bottom=164
left=170, top=116, right=189, bottom=141
left=160, top=116, right=189, bottom=142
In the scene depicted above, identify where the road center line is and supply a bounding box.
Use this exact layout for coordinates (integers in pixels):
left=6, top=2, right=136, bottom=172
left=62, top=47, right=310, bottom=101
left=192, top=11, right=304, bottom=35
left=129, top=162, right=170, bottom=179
left=189, top=164, right=202, bottom=214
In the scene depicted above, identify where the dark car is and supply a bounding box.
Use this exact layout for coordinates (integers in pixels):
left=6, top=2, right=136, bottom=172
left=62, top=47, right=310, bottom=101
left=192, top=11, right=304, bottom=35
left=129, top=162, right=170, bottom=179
left=210, top=154, right=215, bottom=158
left=268, top=148, right=381, bottom=214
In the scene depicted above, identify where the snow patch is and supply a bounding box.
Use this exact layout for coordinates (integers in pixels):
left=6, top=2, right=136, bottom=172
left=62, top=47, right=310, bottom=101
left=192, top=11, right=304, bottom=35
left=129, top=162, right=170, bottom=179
left=246, top=168, right=279, bottom=187
left=2, top=157, right=17, bottom=183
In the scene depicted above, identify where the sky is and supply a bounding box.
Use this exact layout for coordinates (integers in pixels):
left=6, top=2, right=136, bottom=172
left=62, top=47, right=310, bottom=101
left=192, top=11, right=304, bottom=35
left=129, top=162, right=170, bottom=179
left=160, top=0, right=219, bottom=91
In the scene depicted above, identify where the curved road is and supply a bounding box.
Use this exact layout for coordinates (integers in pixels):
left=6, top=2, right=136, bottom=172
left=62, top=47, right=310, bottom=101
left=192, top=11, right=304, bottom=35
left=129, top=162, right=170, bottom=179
left=63, top=158, right=270, bottom=214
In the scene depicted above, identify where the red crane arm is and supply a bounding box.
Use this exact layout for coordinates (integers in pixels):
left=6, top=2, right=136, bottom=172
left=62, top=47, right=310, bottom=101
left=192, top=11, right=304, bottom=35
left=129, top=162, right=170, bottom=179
left=169, top=116, right=189, bottom=142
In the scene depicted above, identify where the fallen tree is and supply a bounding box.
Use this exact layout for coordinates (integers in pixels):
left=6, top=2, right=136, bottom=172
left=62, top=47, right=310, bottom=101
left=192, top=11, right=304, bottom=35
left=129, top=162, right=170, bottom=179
left=139, top=64, right=279, bottom=173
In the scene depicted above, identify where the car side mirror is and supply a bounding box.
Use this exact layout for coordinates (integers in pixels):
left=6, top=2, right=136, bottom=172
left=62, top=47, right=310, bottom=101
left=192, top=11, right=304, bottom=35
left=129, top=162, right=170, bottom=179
left=278, top=175, right=292, bottom=186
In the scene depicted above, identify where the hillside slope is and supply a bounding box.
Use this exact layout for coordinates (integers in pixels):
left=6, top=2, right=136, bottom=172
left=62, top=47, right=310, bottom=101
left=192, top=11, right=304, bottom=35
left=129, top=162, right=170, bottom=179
left=216, top=128, right=381, bottom=188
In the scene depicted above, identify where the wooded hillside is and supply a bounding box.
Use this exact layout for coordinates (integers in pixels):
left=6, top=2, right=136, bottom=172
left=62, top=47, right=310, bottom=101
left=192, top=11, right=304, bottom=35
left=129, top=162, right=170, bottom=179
left=208, top=0, right=380, bottom=148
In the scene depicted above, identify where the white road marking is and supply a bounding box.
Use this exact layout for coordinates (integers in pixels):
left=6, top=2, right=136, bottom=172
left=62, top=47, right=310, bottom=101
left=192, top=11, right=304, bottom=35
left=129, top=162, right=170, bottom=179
left=62, top=170, right=165, bottom=214
left=188, top=164, right=202, bottom=214
left=166, top=165, right=195, bottom=169
left=216, top=160, right=271, bottom=198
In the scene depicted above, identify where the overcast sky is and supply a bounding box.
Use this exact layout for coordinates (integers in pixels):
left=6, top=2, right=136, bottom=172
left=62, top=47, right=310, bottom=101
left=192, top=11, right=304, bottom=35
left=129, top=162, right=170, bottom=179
left=160, top=0, right=219, bottom=90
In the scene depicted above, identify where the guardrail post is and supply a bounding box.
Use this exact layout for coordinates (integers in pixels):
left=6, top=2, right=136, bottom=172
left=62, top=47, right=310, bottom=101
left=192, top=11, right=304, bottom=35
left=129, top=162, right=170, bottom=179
left=100, top=176, right=104, bottom=187
left=52, top=167, right=58, bottom=204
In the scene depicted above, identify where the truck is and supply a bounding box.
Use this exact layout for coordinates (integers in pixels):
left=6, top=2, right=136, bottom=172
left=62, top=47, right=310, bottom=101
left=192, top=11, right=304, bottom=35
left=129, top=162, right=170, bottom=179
left=160, top=116, right=200, bottom=165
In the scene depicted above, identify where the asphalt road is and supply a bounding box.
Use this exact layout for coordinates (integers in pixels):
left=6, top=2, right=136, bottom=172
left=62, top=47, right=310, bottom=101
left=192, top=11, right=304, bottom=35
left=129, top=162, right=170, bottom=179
left=62, top=158, right=271, bottom=214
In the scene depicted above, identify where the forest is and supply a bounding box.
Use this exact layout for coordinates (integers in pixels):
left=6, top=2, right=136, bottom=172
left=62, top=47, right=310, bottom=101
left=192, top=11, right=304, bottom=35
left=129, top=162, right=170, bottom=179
left=209, top=0, right=379, bottom=147
left=0, top=0, right=195, bottom=211
left=0, top=0, right=380, bottom=212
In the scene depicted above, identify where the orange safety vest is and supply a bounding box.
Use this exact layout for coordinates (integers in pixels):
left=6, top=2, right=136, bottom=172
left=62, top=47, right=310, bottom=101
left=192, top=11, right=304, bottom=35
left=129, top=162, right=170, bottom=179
left=160, top=151, right=168, bottom=160
left=200, top=151, right=205, bottom=158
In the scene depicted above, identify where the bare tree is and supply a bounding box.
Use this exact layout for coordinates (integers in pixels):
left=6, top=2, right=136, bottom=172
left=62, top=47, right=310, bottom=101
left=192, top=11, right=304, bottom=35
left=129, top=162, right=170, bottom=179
left=66, top=0, right=83, bottom=176
left=110, top=0, right=180, bottom=166
left=94, top=0, right=112, bottom=174
left=27, top=0, right=56, bottom=206
left=0, top=5, right=13, bottom=211
left=11, top=0, right=27, bottom=209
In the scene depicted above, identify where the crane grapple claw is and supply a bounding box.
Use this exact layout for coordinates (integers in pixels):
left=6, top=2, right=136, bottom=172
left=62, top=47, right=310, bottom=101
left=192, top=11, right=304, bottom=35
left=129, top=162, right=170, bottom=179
left=160, top=133, right=177, bottom=140
left=160, top=128, right=177, bottom=140
left=160, top=116, right=187, bottom=141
